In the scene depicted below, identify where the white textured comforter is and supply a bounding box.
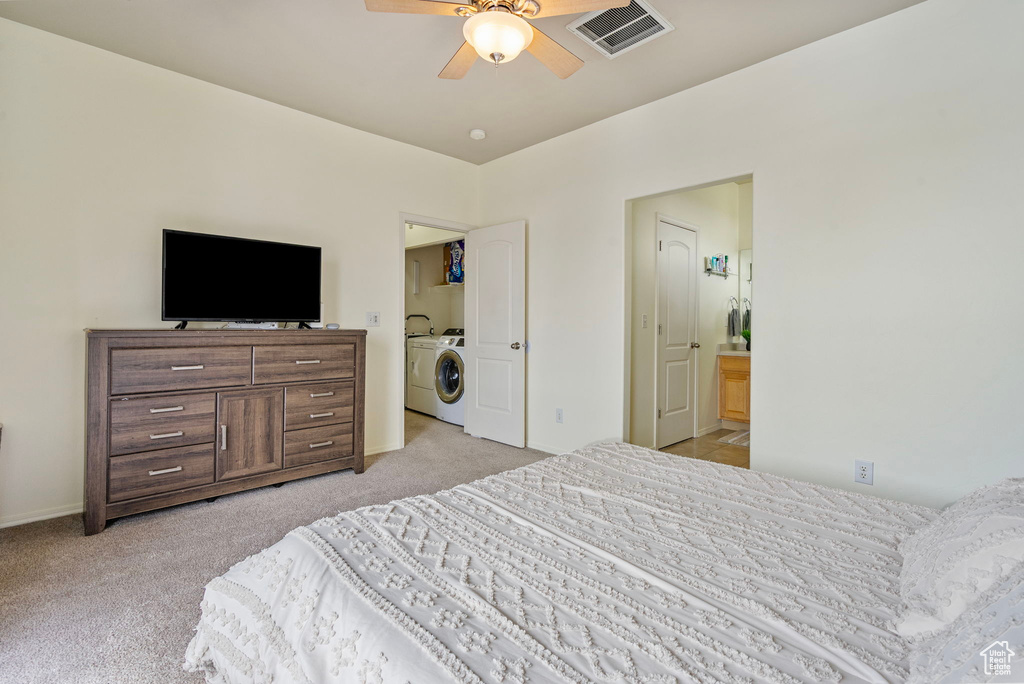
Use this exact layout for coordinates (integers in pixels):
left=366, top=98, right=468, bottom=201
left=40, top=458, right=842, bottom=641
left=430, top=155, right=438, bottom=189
left=184, top=442, right=936, bottom=684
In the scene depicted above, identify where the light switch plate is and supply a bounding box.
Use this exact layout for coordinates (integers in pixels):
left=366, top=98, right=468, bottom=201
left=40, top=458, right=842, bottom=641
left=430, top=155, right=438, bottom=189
left=365, top=312, right=380, bottom=327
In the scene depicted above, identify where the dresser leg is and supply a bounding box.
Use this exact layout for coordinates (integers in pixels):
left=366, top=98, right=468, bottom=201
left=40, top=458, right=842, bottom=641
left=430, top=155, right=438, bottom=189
left=206, top=497, right=219, bottom=503
left=272, top=483, right=285, bottom=488
left=84, top=512, right=105, bottom=536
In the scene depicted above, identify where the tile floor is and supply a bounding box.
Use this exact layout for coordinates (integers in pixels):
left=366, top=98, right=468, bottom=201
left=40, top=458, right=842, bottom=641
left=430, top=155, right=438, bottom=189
left=661, top=428, right=750, bottom=468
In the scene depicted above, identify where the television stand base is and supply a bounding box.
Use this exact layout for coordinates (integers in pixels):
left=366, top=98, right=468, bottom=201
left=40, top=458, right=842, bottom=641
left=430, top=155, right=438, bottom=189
left=173, top=321, right=188, bottom=330
left=225, top=322, right=279, bottom=330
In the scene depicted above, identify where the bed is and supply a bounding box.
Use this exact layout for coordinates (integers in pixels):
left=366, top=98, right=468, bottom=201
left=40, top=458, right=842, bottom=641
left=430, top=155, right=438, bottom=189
left=184, top=441, right=938, bottom=683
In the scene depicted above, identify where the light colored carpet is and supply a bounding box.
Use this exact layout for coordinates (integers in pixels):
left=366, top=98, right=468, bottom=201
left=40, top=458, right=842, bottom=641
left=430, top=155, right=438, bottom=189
left=0, top=411, right=546, bottom=684
left=717, top=430, right=750, bottom=447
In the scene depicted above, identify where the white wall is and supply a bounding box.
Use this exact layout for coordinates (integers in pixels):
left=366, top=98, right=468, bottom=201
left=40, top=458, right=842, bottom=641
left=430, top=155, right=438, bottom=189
left=0, top=19, right=479, bottom=526
left=479, top=0, right=1024, bottom=507
left=405, top=243, right=465, bottom=335
left=737, top=182, right=753, bottom=252
left=629, top=183, right=742, bottom=447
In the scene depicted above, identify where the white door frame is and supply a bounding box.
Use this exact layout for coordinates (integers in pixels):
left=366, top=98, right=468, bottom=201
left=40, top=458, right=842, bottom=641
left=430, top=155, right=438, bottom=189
left=652, top=213, right=700, bottom=447
left=398, top=213, right=475, bottom=448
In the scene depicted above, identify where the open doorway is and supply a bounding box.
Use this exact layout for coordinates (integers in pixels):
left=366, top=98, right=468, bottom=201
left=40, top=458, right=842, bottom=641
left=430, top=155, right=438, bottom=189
left=624, top=177, right=753, bottom=468
left=399, top=214, right=473, bottom=448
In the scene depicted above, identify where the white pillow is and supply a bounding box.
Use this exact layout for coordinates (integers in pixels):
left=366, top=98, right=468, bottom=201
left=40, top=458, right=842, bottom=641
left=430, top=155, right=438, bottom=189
left=907, top=559, right=1024, bottom=683
left=897, top=477, right=1024, bottom=640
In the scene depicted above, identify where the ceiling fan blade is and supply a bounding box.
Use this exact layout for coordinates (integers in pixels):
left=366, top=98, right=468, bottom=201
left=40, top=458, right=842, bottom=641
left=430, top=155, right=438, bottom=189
left=439, top=42, right=478, bottom=79
left=364, top=0, right=468, bottom=16
left=526, top=28, right=584, bottom=79
left=530, top=0, right=631, bottom=18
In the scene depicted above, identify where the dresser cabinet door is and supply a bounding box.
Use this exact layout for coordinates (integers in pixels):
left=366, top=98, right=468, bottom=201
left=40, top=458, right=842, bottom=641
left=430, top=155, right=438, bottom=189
left=216, top=388, right=283, bottom=480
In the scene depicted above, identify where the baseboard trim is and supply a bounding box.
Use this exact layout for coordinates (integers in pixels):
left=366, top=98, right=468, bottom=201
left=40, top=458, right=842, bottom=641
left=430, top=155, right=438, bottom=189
left=365, top=442, right=404, bottom=456
left=697, top=422, right=724, bottom=437
left=0, top=503, right=84, bottom=529
left=526, top=441, right=563, bottom=456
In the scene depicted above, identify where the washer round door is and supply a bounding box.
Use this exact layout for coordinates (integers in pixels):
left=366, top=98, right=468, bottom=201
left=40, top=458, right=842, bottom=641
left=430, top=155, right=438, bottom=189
left=434, top=350, right=464, bottom=404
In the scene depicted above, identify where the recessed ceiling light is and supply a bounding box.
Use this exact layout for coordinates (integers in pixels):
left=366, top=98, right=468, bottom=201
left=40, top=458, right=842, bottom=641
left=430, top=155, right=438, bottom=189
left=469, top=129, right=487, bottom=140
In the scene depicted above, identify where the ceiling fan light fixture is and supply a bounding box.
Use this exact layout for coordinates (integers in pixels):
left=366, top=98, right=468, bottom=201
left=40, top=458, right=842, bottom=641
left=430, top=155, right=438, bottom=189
left=463, top=11, right=534, bottom=65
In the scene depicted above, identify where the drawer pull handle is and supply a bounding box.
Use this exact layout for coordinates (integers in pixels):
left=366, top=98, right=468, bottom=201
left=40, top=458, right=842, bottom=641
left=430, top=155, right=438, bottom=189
left=149, top=405, right=184, bottom=414
left=171, top=365, right=204, bottom=371
left=148, top=466, right=183, bottom=476
left=309, top=391, right=335, bottom=398
left=309, top=441, right=333, bottom=449
left=221, top=425, right=228, bottom=451
left=295, top=360, right=321, bottom=365
left=310, top=412, right=335, bottom=419
left=150, top=431, right=184, bottom=440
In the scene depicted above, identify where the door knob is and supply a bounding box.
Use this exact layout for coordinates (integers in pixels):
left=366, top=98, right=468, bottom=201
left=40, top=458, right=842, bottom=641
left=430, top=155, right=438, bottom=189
left=510, top=342, right=521, bottom=350
left=691, top=342, right=701, bottom=348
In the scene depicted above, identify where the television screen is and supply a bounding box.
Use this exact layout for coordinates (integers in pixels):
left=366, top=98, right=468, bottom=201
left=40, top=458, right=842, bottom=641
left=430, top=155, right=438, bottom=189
left=162, top=230, right=321, bottom=322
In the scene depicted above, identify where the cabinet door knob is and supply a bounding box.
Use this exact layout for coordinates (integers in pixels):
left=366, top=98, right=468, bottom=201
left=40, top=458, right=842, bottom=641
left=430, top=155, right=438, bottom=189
left=220, top=425, right=227, bottom=451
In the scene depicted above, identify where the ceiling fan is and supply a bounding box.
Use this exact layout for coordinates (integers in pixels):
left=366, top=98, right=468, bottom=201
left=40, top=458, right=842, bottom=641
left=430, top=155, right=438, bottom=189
left=365, top=0, right=631, bottom=79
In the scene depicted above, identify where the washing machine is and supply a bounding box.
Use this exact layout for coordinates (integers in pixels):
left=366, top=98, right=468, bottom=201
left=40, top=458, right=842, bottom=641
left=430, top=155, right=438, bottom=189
left=434, top=328, right=465, bottom=426
left=406, top=336, right=439, bottom=416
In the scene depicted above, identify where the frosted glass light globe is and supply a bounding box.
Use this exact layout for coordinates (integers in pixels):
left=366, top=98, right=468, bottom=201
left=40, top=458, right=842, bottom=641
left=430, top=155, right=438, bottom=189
left=463, top=11, right=534, bottom=64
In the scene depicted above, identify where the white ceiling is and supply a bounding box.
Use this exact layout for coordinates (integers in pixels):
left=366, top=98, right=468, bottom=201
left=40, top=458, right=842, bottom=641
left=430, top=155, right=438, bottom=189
left=0, top=0, right=924, bottom=164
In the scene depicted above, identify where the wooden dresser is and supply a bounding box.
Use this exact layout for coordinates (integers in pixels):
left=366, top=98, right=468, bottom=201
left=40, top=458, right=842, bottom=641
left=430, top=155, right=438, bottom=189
left=85, top=329, right=366, bottom=535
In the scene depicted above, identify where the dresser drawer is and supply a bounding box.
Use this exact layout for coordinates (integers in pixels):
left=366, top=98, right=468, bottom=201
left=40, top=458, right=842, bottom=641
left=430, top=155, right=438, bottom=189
left=253, top=344, right=354, bottom=385
left=284, top=381, right=354, bottom=431
left=108, top=444, right=215, bottom=502
left=284, top=423, right=353, bottom=468
left=110, top=347, right=252, bottom=395
left=110, top=393, right=216, bottom=456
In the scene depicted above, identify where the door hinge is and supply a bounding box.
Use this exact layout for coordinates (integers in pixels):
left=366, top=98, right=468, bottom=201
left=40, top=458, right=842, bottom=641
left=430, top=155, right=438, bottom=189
left=658, top=323, right=662, bottom=335
left=659, top=240, right=662, bottom=251
left=658, top=409, right=662, bottom=419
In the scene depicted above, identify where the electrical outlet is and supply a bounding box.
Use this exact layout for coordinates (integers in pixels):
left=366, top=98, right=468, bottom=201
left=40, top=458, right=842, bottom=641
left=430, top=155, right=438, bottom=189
left=855, top=460, right=874, bottom=485
left=365, top=312, right=380, bottom=327
left=555, top=408, right=563, bottom=424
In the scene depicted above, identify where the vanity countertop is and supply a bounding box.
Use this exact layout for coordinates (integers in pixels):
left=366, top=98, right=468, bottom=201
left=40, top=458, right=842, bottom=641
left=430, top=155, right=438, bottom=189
left=717, top=343, right=750, bottom=357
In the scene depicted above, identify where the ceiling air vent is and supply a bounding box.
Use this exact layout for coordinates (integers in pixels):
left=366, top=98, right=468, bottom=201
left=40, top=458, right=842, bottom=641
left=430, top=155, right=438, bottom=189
left=566, top=0, right=674, bottom=60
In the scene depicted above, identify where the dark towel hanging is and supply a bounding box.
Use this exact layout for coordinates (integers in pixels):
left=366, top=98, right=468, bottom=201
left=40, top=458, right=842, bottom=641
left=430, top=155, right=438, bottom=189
left=728, top=306, right=741, bottom=336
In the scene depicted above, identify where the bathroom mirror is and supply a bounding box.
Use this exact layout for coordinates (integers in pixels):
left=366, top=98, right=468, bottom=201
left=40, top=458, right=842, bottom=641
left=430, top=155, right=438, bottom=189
left=739, top=248, right=752, bottom=330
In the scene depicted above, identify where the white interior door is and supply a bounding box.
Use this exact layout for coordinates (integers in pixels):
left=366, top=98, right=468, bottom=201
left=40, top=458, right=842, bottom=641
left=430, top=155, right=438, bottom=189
left=465, top=221, right=526, bottom=447
left=656, top=219, right=698, bottom=448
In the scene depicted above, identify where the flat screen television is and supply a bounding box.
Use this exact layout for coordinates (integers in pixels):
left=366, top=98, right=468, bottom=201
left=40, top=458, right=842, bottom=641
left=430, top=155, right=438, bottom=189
left=162, top=230, right=321, bottom=323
